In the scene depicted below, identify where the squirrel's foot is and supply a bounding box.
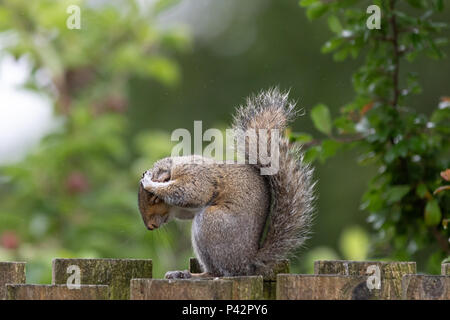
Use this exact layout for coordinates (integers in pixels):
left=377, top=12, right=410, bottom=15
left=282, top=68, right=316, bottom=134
left=164, top=270, right=214, bottom=279
left=165, top=270, right=192, bottom=279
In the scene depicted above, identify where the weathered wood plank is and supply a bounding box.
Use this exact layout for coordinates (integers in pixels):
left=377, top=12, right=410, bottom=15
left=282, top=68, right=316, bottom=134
left=402, top=275, right=449, bottom=300
left=130, top=278, right=233, bottom=300
left=6, top=284, right=109, bottom=300
left=262, top=259, right=290, bottom=300
left=263, top=281, right=277, bottom=300
left=222, top=276, right=264, bottom=300
left=277, top=274, right=377, bottom=300
left=264, top=259, right=290, bottom=282
left=188, top=257, right=288, bottom=299
left=314, top=260, right=416, bottom=299
left=314, top=260, right=416, bottom=277
left=442, top=263, right=449, bottom=276
left=52, top=258, right=152, bottom=300
left=0, top=262, right=26, bottom=300
left=188, top=257, right=289, bottom=280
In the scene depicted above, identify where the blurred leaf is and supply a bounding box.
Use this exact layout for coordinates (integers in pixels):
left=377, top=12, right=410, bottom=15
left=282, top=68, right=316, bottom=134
left=304, top=145, right=321, bottom=163
left=416, top=183, right=428, bottom=198
left=406, top=0, right=426, bottom=8
left=299, top=0, right=318, bottom=7
left=333, top=48, right=349, bottom=61
left=144, top=57, right=179, bottom=86
left=291, top=133, right=313, bottom=144
left=334, top=116, right=355, bottom=134
left=320, top=139, right=341, bottom=162
left=327, top=15, right=342, bottom=34
left=321, top=38, right=344, bottom=53
left=424, top=199, right=442, bottom=226
left=385, top=185, right=410, bottom=204
left=306, top=2, right=328, bottom=20
left=311, top=104, right=332, bottom=135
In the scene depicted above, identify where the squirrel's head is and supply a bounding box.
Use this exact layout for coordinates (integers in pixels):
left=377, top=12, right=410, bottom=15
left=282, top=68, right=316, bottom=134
left=138, top=183, right=170, bottom=230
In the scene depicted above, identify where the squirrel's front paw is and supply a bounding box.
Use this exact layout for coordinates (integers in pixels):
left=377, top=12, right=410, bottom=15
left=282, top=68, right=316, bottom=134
left=164, top=270, right=192, bottom=279
left=141, top=170, right=153, bottom=189
left=148, top=193, right=161, bottom=205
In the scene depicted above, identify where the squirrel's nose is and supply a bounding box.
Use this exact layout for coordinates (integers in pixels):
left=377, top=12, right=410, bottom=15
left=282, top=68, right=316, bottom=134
left=147, top=223, right=159, bottom=230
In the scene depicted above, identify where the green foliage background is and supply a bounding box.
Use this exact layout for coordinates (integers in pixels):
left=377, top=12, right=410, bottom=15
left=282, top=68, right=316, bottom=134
left=0, top=0, right=448, bottom=282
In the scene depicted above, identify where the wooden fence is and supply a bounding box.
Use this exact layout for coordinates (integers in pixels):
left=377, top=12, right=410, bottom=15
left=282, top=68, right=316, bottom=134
left=1, top=258, right=448, bottom=300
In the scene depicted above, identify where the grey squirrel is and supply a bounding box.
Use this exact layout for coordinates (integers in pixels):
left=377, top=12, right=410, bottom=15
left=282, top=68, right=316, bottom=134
left=138, top=88, right=315, bottom=278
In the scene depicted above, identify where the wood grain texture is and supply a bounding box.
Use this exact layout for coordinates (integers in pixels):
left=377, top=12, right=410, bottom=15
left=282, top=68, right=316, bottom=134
left=314, top=260, right=416, bottom=277
left=263, top=281, right=277, bottom=300
left=402, top=275, right=449, bottom=300
left=277, top=274, right=377, bottom=300
left=0, top=262, right=26, bottom=300
left=222, top=276, right=264, bottom=300
left=52, top=258, right=152, bottom=300
left=189, top=257, right=288, bottom=299
left=264, top=259, right=290, bottom=281
left=188, top=257, right=289, bottom=280
left=263, top=259, right=290, bottom=299
left=130, top=278, right=233, bottom=300
left=6, top=284, right=109, bottom=300
left=314, top=260, right=416, bottom=299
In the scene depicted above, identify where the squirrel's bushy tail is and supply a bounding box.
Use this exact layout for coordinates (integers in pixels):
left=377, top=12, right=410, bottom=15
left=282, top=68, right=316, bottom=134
left=232, top=88, right=316, bottom=276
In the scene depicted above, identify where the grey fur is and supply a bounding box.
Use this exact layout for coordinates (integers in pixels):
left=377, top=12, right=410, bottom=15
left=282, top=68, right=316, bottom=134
left=139, top=88, right=315, bottom=277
